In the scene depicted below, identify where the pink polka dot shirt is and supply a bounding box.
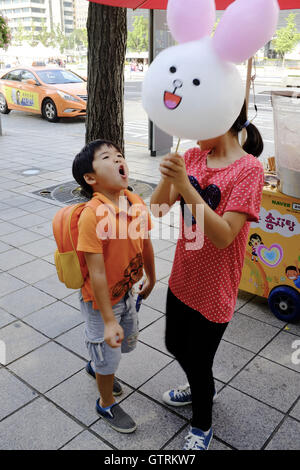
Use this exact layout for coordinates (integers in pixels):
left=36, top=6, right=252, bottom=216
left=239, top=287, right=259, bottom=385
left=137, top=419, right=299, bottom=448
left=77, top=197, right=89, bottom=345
left=169, top=148, right=264, bottom=323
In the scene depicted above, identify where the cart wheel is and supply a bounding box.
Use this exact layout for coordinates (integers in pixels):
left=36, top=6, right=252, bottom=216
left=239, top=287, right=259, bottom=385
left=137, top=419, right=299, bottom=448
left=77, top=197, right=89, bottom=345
left=268, top=286, right=300, bottom=323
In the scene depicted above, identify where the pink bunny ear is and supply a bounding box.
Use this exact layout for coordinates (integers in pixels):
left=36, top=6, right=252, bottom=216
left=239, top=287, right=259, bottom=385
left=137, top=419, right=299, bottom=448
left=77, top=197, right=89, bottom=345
left=167, top=0, right=216, bottom=44
left=213, top=0, right=279, bottom=63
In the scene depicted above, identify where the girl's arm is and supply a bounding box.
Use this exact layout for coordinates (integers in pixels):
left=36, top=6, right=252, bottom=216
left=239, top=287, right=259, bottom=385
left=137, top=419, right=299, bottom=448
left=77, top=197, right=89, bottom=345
left=84, top=252, right=124, bottom=347
left=180, top=182, right=247, bottom=249
left=150, top=155, right=180, bottom=217
left=161, top=155, right=247, bottom=249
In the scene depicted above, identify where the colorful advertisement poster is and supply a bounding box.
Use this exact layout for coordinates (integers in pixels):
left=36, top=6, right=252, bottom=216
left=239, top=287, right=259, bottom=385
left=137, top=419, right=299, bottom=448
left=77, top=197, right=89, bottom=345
left=4, top=86, right=39, bottom=111
left=240, top=187, right=300, bottom=298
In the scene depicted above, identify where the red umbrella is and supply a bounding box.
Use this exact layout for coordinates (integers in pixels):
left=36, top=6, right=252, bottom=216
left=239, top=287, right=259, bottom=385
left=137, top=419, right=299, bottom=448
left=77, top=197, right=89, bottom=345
left=88, top=0, right=299, bottom=9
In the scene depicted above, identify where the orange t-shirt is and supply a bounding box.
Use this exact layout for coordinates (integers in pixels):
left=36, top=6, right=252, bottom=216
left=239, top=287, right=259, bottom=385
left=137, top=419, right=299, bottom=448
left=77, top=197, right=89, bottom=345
left=77, top=190, right=152, bottom=310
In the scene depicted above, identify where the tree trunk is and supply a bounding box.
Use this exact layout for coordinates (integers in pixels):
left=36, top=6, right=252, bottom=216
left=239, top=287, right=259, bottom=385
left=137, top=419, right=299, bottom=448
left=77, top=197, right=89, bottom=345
left=86, top=3, right=127, bottom=154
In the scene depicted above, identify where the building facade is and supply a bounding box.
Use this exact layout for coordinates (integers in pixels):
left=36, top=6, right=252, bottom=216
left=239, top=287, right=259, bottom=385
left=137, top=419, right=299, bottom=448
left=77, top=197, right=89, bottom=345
left=0, top=0, right=75, bottom=35
left=73, top=0, right=87, bottom=29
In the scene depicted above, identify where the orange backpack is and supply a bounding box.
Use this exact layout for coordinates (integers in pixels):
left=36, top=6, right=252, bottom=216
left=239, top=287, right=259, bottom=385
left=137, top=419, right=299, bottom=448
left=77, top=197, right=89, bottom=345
left=52, top=198, right=100, bottom=289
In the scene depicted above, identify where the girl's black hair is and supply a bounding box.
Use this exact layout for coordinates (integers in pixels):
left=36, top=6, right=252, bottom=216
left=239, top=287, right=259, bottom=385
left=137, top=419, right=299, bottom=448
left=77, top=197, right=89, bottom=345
left=230, top=101, right=264, bottom=157
left=72, top=139, right=123, bottom=199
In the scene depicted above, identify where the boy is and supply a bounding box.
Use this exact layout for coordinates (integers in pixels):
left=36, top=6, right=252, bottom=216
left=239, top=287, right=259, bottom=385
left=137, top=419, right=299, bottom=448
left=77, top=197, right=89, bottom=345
left=72, top=139, right=156, bottom=433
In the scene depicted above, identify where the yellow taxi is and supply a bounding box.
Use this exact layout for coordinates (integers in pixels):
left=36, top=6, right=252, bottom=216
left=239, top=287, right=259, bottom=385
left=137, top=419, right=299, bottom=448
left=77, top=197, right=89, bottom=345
left=0, top=66, right=87, bottom=122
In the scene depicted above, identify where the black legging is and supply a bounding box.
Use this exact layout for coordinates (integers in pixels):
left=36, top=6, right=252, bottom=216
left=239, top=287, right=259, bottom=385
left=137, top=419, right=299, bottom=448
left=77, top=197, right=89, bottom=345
left=165, top=288, right=228, bottom=431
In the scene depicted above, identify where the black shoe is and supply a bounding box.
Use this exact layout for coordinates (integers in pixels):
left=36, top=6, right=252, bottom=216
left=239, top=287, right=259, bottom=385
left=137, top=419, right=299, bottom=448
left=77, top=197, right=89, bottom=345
left=85, top=361, right=123, bottom=396
left=96, top=399, right=136, bottom=433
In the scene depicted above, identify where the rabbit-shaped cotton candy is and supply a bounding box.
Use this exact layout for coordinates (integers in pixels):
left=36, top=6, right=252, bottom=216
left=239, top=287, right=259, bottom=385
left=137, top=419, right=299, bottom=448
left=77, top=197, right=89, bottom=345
left=142, top=0, right=279, bottom=141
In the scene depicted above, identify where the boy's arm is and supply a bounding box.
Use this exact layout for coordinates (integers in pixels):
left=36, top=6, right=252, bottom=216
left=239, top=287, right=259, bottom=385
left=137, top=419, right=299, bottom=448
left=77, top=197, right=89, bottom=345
left=139, top=238, right=156, bottom=299
left=84, top=252, right=124, bottom=348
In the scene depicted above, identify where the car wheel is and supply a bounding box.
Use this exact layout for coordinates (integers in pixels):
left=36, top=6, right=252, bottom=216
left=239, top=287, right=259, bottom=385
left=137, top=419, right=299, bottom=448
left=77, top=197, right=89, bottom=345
left=268, top=286, right=300, bottom=323
left=42, top=98, right=59, bottom=122
left=0, top=93, right=11, bottom=114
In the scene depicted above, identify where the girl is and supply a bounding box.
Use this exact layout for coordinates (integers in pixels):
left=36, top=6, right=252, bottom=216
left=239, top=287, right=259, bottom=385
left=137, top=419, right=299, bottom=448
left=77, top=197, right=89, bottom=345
left=249, top=233, right=263, bottom=262
left=150, top=101, right=265, bottom=450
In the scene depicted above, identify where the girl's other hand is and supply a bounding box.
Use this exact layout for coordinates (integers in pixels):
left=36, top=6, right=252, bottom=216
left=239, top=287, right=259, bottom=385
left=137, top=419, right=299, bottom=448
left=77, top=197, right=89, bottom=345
left=159, top=153, right=183, bottom=179
left=159, top=153, right=178, bottom=180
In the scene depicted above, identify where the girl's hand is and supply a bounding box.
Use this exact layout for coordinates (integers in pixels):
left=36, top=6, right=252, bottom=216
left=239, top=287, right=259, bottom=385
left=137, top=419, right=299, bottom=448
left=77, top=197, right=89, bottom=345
left=104, top=321, right=124, bottom=348
left=159, top=154, right=189, bottom=192
left=159, top=154, right=175, bottom=181
left=138, top=278, right=155, bottom=300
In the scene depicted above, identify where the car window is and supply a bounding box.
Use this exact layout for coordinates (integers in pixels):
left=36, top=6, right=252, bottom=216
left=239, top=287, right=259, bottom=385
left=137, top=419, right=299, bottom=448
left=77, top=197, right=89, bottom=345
left=36, top=69, right=83, bottom=85
left=1, top=70, right=22, bottom=81
left=20, top=70, right=38, bottom=83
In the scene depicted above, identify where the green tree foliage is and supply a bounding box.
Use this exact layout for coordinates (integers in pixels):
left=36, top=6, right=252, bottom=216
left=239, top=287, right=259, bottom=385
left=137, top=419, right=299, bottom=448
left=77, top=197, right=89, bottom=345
left=14, top=20, right=39, bottom=47
left=54, top=24, right=68, bottom=53
left=12, top=21, right=87, bottom=53
left=70, top=28, right=88, bottom=49
left=274, top=13, right=300, bottom=65
left=127, top=16, right=148, bottom=52
left=26, top=21, right=39, bottom=47
left=36, top=19, right=52, bottom=47
left=13, top=22, right=26, bottom=46
left=55, top=27, right=87, bottom=52
left=0, top=15, right=11, bottom=49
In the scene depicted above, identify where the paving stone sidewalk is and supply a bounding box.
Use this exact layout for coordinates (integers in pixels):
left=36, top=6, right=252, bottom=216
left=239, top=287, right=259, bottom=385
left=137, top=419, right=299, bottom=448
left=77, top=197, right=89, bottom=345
left=0, top=117, right=299, bottom=451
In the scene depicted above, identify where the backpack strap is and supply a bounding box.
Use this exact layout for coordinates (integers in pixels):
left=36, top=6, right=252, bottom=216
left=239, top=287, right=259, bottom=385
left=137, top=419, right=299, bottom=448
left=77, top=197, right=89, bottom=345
left=68, top=203, right=86, bottom=253
left=86, top=197, right=102, bottom=212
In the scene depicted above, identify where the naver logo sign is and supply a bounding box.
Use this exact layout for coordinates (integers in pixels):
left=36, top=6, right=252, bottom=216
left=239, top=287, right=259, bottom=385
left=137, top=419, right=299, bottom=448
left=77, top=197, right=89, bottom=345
left=0, top=340, right=6, bottom=365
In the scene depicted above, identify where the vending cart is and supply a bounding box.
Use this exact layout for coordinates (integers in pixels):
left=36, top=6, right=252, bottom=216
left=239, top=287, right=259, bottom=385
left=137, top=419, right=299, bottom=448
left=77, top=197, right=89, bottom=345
left=239, top=91, right=300, bottom=323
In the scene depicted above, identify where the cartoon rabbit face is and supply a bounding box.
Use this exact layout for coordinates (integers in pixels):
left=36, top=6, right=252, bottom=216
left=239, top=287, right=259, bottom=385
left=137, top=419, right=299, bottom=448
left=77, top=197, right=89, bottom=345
left=142, top=0, right=279, bottom=141
left=142, top=37, right=244, bottom=140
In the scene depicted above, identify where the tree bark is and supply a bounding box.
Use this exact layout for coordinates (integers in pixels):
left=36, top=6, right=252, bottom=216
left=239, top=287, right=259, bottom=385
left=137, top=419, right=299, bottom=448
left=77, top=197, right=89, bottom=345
left=86, top=3, right=127, bottom=154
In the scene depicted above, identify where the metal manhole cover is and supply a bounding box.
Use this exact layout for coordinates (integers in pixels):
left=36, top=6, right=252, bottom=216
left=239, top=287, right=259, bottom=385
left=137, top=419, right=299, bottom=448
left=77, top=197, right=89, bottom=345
left=33, top=179, right=156, bottom=205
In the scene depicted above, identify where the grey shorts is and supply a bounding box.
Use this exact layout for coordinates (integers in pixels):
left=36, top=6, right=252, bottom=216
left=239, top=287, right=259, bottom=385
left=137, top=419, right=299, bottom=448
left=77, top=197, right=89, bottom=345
left=79, top=290, right=139, bottom=375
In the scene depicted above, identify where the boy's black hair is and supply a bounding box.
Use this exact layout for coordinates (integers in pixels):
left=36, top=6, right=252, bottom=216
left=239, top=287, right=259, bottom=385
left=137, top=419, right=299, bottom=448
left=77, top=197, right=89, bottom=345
left=285, top=266, right=299, bottom=274
left=72, top=139, right=123, bottom=199
left=230, top=100, right=264, bottom=157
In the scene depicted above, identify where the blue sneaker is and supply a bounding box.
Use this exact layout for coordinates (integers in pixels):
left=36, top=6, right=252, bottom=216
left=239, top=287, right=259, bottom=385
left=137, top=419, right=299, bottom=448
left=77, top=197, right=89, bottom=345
left=183, top=427, right=213, bottom=450
left=85, top=361, right=123, bottom=396
left=162, top=383, right=192, bottom=406
left=162, top=383, right=217, bottom=407
left=95, top=399, right=136, bottom=434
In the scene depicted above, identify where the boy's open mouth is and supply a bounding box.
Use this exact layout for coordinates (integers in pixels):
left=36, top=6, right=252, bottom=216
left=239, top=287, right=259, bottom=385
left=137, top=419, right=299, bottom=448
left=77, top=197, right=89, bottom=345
left=118, top=164, right=127, bottom=178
